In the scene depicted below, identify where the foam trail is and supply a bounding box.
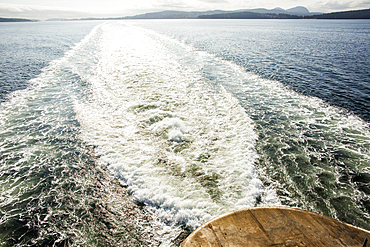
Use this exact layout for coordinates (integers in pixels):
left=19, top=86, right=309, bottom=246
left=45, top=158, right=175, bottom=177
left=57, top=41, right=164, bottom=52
left=130, top=20, right=370, bottom=230
left=74, top=22, right=279, bottom=231
left=192, top=51, right=370, bottom=229
left=0, top=23, right=164, bottom=246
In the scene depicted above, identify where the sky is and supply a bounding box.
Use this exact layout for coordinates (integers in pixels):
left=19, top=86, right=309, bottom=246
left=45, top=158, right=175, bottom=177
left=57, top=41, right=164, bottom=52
left=0, top=0, right=369, bottom=20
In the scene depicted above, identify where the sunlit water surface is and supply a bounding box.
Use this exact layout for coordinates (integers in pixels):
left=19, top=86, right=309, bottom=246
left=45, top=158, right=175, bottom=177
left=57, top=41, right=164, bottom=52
left=0, top=20, right=369, bottom=246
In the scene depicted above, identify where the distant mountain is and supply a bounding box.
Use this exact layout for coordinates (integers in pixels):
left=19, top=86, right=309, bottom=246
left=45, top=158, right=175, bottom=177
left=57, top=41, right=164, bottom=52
left=198, top=8, right=370, bottom=19
left=287, top=6, right=310, bottom=15
left=42, top=7, right=370, bottom=21
left=235, top=7, right=286, bottom=15
left=124, top=6, right=320, bottom=19
left=310, top=8, right=370, bottom=19
left=125, top=10, right=232, bottom=19
left=217, top=6, right=319, bottom=16
left=234, top=6, right=317, bottom=16
left=0, top=17, right=38, bottom=22
left=198, top=12, right=303, bottom=19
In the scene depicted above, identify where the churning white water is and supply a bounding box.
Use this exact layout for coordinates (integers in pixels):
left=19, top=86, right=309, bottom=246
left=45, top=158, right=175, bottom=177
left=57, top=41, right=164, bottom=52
left=1, top=20, right=369, bottom=246
left=74, top=22, right=279, bottom=230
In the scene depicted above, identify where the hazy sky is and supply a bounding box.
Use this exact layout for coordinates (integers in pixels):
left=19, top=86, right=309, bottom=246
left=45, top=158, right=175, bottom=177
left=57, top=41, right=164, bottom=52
left=1, top=0, right=369, bottom=20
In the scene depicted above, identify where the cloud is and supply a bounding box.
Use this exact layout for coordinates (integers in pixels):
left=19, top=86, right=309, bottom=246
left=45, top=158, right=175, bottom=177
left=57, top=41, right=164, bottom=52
left=353, top=0, right=370, bottom=9
left=154, top=0, right=191, bottom=9
left=1, top=0, right=368, bottom=20
left=199, top=0, right=228, bottom=3
left=152, top=0, right=249, bottom=12
left=309, top=0, right=370, bottom=12
left=0, top=3, right=99, bottom=20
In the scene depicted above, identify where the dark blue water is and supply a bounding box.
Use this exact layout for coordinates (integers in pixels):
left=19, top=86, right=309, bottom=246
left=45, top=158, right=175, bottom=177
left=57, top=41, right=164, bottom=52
left=138, top=19, right=370, bottom=122
left=1, top=20, right=370, bottom=246
left=133, top=19, right=370, bottom=230
left=2, top=20, right=369, bottom=122
left=0, top=21, right=100, bottom=101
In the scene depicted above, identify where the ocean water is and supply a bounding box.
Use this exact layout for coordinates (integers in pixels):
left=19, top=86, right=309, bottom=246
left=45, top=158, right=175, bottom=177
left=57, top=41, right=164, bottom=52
left=0, top=20, right=369, bottom=246
left=0, top=21, right=100, bottom=102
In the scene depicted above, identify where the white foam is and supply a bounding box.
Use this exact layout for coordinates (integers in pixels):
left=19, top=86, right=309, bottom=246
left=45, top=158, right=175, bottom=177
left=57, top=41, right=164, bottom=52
left=73, top=21, right=279, bottom=229
left=188, top=37, right=370, bottom=219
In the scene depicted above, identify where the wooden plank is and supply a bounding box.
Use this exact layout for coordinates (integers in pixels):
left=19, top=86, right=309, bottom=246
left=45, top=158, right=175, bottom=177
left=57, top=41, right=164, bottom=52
left=209, top=209, right=272, bottom=246
left=249, top=207, right=313, bottom=245
left=280, top=208, right=361, bottom=246
left=181, top=207, right=370, bottom=247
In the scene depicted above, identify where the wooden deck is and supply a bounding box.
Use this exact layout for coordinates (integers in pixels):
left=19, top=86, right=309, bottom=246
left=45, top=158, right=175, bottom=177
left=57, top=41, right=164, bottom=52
left=181, top=207, right=370, bottom=246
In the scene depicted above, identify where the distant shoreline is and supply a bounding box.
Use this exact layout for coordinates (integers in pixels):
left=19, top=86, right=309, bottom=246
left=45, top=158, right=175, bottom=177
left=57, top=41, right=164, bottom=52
left=198, top=8, right=370, bottom=19
left=2, top=7, right=369, bottom=22
left=0, top=17, right=38, bottom=22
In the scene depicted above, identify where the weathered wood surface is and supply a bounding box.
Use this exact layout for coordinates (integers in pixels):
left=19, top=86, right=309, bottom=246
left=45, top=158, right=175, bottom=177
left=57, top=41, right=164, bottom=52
left=181, top=207, right=370, bottom=247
